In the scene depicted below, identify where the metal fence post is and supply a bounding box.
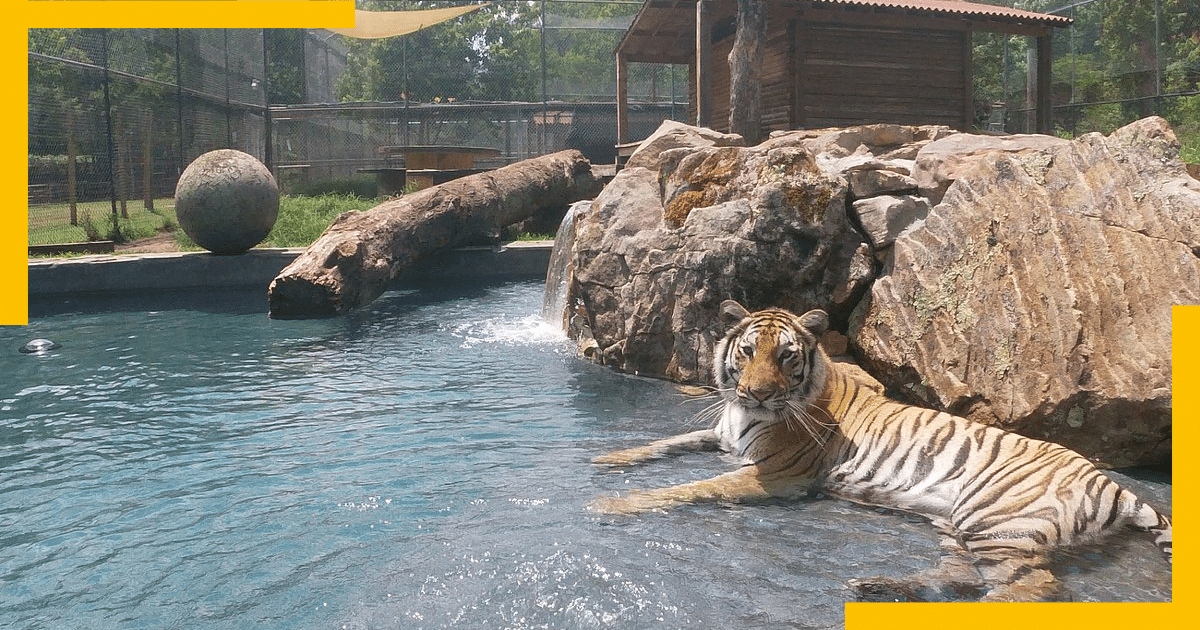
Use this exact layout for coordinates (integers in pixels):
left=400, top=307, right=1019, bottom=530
left=99, top=28, right=119, bottom=236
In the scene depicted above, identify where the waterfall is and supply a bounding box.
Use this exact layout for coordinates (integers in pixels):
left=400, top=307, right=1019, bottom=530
left=541, top=200, right=585, bottom=331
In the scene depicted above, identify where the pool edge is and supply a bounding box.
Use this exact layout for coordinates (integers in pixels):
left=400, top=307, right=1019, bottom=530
left=28, top=242, right=554, bottom=296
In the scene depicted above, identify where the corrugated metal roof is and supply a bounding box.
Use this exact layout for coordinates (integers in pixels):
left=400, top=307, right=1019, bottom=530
left=816, top=0, right=1072, bottom=27
left=617, top=0, right=1072, bottom=63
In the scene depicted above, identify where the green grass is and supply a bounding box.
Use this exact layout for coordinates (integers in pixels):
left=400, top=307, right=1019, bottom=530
left=29, top=198, right=178, bottom=246
left=1180, top=143, right=1199, bottom=165
left=263, top=193, right=377, bottom=247
left=29, top=192, right=558, bottom=254
left=173, top=193, right=379, bottom=250
left=29, top=194, right=379, bottom=252
left=507, top=230, right=556, bottom=242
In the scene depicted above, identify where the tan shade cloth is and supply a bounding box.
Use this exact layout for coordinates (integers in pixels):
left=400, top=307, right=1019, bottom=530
left=329, top=6, right=490, bottom=40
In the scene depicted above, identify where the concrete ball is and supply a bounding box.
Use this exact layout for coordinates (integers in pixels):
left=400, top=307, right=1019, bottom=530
left=175, top=149, right=279, bottom=254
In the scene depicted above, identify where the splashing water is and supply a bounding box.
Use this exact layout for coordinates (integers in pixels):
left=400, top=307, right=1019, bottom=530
left=450, top=314, right=568, bottom=348
left=541, top=200, right=585, bottom=330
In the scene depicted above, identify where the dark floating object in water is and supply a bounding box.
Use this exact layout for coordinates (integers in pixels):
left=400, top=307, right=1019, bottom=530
left=20, top=338, right=61, bottom=354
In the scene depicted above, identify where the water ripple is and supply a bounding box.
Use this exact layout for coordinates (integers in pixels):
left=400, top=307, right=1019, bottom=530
left=1, top=282, right=1172, bottom=630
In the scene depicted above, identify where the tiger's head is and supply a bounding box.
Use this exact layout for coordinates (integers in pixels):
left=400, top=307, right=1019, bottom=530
left=713, top=300, right=830, bottom=420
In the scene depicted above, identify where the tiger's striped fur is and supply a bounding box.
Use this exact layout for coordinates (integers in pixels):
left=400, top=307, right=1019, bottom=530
left=590, top=300, right=1172, bottom=602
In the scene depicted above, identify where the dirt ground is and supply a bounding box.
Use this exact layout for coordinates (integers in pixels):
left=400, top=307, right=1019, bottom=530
left=115, top=233, right=185, bottom=254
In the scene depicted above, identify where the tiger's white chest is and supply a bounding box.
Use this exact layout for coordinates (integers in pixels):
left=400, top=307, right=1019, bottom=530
left=714, top=404, right=782, bottom=461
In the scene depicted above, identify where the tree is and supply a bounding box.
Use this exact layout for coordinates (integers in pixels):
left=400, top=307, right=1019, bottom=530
left=29, top=28, right=102, bottom=224
left=728, top=0, right=766, bottom=144
left=334, top=1, right=637, bottom=104
left=265, top=29, right=307, bottom=104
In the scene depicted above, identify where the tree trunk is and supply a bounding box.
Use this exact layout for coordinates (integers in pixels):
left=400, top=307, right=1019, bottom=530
left=728, top=0, right=766, bottom=144
left=268, top=150, right=599, bottom=319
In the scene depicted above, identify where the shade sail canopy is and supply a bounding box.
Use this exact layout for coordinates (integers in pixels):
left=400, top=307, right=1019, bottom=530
left=329, top=6, right=490, bottom=40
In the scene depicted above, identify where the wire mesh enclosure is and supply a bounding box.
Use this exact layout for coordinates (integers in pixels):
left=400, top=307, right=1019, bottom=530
left=28, top=28, right=268, bottom=247
left=26, top=1, right=1199, bottom=249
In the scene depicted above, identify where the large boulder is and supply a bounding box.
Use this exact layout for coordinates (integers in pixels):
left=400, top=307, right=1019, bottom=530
left=566, top=130, right=873, bottom=383
left=175, top=149, right=279, bottom=255
left=851, top=117, right=1199, bottom=467
left=625, top=119, right=745, bottom=172
left=912, top=132, right=1069, bottom=205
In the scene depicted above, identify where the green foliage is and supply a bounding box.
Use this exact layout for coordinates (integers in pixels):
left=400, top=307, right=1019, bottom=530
left=64, top=209, right=159, bottom=244
left=1180, top=144, right=1199, bottom=164
left=512, top=231, right=556, bottom=242
left=337, top=1, right=639, bottom=103
left=78, top=212, right=102, bottom=242
left=265, top=29, right=307, bottom=104
left=974, top=0, right=1199, bottom=136
left=1163, top=94, right=1200, bottom=158
left=293, top=175, right=380, bottom=199
left=339, top=2, right=530, bottom=102
left=173, top=230, right=201, bottom=252
left=29, top=198, right=176, bottom=246
left=263, top=194, right=377, bottom=248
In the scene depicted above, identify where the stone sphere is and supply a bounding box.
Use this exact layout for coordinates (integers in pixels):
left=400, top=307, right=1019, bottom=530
left=175, top=149, right=279, bottom=254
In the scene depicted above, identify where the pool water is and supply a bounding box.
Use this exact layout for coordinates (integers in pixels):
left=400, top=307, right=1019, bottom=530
left=2, top=281, right=1171, bottom=628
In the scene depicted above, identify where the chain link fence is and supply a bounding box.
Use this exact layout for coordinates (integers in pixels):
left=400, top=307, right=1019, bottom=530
left=270, top=1, right=689, bottom=197
left=28, top=28, right=268, bottom=248
left=973, top=0, right=1198, bottom=142
left=28, top=1, right=1198, bottom=249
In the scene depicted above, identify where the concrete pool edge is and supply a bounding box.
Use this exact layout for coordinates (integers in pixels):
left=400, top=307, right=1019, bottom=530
left=28, top=241, right=555, bottom=296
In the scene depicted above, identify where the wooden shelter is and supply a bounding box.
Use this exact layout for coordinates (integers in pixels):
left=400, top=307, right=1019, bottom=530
left=615, top=0, right=1072, bottom=142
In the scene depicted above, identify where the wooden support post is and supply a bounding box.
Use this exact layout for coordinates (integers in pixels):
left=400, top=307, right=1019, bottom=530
left=696, top=0, right=713, bottom=129
left=962, top=30, right=975, bottom=131
left=616, top=50, right=629, bottom=144
left=729, top=0, right=766, bottom=144
left=1035, top=32, right=1053, bottom=135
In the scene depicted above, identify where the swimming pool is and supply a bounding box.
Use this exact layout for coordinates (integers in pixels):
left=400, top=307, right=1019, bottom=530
left=1, top=281, right=1171, bottom=628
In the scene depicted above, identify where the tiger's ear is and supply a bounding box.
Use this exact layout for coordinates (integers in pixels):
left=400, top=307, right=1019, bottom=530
left=797, top=309, right=829, bottom=337
left=719, top=300, right=751, bottom=326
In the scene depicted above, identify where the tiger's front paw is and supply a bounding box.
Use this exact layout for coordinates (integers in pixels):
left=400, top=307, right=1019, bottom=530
left=592, top=446, right=663, bottom=467
left=591, top=451, right=639, bottom=467
left=587, top=491, right=666, bottom=515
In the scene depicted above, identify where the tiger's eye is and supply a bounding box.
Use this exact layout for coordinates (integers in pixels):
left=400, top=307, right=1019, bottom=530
left=740, top=343, right=755, bottom=358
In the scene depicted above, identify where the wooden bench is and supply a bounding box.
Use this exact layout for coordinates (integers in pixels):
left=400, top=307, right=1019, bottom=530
left=375, top=145, right=503, bottom=190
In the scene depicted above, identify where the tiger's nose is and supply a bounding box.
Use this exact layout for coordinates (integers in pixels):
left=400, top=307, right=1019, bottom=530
left=743, top=386, right=775, bottom=404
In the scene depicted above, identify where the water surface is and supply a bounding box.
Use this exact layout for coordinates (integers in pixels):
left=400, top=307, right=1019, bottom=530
left=1, top=281, right=1171, bottom=629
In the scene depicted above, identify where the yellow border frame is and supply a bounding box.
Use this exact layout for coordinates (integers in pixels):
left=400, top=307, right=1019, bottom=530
left=7, top=3, right=1189, bottom=629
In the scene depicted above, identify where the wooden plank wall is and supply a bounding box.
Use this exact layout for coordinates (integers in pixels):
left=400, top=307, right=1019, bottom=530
left=797, top=24, right=967, bottom=129
left=708, top=35, right=733, bottom=131
left=688, top=17, right=969, bottom=135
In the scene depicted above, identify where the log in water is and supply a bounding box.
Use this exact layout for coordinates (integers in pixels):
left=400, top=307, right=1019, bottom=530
left=268, top=150, right=599, bottom=319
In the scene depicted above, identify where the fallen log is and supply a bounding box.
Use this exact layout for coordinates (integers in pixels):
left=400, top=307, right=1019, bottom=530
left=268, top=150, right=598, bottom=319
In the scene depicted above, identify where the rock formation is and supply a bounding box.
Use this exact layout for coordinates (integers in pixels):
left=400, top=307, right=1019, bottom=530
left=559, top=117, right=1196, bottom=466
left=566, top=132, right=873, bottom=383
left=851, top=117, right=1197, bottom=467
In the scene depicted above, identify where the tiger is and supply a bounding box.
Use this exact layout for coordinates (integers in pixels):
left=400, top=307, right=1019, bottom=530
left=589, top=300, right=1172, bottom=602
